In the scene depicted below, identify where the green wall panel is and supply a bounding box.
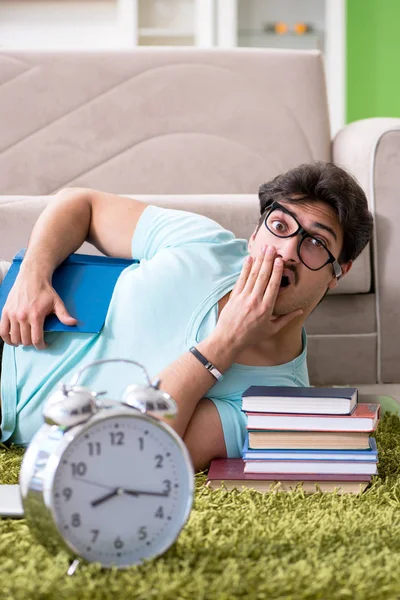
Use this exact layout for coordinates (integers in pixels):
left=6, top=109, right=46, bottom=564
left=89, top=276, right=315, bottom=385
left=347, top=0, right=400, bottom=123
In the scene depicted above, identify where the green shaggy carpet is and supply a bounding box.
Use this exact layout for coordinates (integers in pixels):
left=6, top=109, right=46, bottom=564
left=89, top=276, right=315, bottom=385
left=2, top=411, right=400, bottom=600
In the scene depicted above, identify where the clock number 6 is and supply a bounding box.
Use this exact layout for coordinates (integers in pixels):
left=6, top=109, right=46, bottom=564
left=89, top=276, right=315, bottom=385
left=114, top=536, right=124, bottom=550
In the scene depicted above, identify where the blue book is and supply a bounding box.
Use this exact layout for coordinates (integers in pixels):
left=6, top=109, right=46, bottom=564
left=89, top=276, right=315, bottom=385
left=242, top=433, right=378, bottom=462
left=0, top=249, right=138, bottom=333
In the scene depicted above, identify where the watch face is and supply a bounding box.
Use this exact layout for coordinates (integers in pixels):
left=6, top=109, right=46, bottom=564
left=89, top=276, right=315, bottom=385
left=51, top=413, right=193, bottom=567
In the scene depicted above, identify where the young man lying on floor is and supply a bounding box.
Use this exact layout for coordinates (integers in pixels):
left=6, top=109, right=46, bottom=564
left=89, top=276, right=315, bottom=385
left=0, top=162, right=373, bottom=470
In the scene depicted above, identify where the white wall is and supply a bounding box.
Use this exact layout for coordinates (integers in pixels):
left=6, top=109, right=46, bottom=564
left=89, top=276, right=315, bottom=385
left=0, top=1, right=124, bottom=49
left=0, top=0, right=197, bottom=49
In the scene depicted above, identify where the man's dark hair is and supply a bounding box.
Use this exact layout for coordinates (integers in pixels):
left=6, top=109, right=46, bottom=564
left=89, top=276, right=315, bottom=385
left=257, top=161, right=373, bottom=264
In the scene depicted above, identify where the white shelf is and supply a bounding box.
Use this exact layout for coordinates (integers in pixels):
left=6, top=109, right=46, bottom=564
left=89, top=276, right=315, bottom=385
left=238, top=30, right=324, bottom=50
left=217, top=0, right=345, bottom=136
left=138, top=28, right=194, bottom=38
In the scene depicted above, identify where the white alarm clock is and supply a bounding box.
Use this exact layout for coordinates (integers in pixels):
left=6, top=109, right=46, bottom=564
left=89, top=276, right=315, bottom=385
left=19, top=359, right=194, bottom=571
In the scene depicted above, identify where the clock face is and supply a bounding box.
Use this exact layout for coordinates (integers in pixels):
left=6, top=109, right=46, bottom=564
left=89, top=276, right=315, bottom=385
left=50, top=412, right=193, bottom=567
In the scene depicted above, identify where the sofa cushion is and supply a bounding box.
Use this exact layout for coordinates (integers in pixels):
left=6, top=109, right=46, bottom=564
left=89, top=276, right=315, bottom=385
left=0, top=49, right=330, bottom=196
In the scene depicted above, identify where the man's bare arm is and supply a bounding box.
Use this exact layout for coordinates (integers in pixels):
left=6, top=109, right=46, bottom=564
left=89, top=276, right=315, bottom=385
left=0, top=187, right=148, bottom=347
left=21, top=187, right=148, bottom=279
left=183, top=399, right=226, bottom=471
left=154, top=249, right=304, bottom=466
left=156, top=333, right=237, bottom=440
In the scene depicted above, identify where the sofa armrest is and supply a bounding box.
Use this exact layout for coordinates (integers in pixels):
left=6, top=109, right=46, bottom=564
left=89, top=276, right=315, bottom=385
left=333, top=117, right=400, bottom=382
left=333, top=117, right=400, bottom=197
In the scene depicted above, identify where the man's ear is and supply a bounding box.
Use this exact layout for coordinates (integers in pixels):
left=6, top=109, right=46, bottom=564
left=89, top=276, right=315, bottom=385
left=327, top=261, right=353, bottom=290
left=248, top=230, right=257, bottom=253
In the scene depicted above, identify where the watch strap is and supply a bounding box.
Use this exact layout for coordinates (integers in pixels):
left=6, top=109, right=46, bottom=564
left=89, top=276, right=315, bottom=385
left=189, top=346, right=224, bottom=381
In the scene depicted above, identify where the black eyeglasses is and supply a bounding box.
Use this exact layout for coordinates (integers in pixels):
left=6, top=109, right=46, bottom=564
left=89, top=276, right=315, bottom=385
left=264, top=202, right=342, bottom=279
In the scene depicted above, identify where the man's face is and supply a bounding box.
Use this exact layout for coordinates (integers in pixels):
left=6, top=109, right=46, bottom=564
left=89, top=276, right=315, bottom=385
left=248, top=199, right=352, bottom=317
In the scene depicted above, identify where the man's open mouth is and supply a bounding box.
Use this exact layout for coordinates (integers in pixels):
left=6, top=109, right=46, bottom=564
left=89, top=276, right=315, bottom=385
left=280, top=275, right=290, bottom=288
left=280, top=269, right=295, bottom=289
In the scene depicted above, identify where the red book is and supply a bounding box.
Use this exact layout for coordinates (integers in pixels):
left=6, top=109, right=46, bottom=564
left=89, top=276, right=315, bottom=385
left=206, top=459, right=372, bottom=494
left=246, top=403, right=380, bottom=432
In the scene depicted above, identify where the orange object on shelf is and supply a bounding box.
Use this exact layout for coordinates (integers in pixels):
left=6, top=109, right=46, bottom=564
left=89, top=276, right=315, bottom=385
left=294, top=22, right=310, bottom=35
left=275, top=22, right=288, bottom=35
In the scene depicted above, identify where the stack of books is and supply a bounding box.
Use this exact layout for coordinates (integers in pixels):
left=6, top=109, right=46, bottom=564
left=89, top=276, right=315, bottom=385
left=207, top=387, right=380, bottom=494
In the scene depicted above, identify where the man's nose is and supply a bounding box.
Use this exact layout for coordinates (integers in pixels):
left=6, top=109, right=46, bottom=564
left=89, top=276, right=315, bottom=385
left=275, top=235, right=300, bottom=263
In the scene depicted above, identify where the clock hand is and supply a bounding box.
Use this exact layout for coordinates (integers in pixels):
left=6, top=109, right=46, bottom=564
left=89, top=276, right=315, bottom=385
left=91, top=487, right=121, bottom=507
left=91, top=487, right=168, bottom=506
left=123, top=489, right=169, bottom=498
left=73, top=476, right=115, bottom=491
left=74, top=476, right=170, bottom=502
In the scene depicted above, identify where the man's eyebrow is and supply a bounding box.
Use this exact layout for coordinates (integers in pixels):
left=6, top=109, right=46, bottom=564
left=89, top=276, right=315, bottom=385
left=282, top=204, right=338, bottom=243
left=311, top=221, right=338, bottom=242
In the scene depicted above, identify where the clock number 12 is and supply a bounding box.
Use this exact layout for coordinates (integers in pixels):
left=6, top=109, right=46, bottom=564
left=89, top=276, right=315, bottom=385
left=110, top=432, right=125, bottom=446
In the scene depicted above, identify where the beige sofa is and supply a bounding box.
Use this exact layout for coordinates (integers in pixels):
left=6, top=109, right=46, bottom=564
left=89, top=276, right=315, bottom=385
left=0, top=48, right=399, bottom=390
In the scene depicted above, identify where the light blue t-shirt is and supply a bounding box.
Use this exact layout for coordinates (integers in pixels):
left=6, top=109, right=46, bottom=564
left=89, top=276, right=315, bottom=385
left=1, top=206, right=309, bottom=455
